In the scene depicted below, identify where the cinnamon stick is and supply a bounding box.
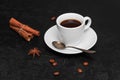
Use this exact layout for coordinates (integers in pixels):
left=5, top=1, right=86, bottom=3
left=10, top=25, right=34, bottom=41
left=9, top=18, right=40, bottom=36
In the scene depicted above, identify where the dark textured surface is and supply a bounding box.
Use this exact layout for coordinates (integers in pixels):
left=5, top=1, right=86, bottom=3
left=0, top=0, right=120, bottom=80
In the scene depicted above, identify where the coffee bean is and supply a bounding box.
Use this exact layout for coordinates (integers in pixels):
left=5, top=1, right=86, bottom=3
left=77, top=68, right=83, bottom=73
left=83, top=61, right=89, bottom=66
left=52, top=62, right=58, bottom=66
left=53, top=71, right=60, bottom=76
left=49, top=59, right=55, bottom=63
left=51, top=16, right=56, bottom=21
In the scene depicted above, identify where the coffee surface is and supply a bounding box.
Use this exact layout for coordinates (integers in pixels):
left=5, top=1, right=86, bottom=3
left=60, top=19, right=81, bottom=28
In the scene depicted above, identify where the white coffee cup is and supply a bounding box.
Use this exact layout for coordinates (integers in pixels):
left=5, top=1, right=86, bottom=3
left=56, top=13, right=92, bottom=46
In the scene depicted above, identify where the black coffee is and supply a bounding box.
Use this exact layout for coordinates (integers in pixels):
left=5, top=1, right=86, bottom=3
left=60, top=19, right=81, bottom=28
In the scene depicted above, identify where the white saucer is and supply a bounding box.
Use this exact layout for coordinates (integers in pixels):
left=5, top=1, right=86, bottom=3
left=44, top=25, right=97, bottom=54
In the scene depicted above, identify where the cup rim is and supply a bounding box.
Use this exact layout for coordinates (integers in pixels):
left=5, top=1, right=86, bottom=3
left=56, top=12, right=85, bottom=29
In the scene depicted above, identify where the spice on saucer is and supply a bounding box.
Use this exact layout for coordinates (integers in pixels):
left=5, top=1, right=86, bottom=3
left=28, top=47, right=41, bottom=58
left=83, top=61, right=89, bottom=66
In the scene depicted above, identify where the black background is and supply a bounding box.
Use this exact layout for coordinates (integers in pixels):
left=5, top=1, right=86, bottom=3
left=0, top=0, right=120, bottom=80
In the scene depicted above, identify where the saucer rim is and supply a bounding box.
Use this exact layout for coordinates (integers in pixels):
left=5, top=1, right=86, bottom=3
left=44, top=25, right=97, bottom=54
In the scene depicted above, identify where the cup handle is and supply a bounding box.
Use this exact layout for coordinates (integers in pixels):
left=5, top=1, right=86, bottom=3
left=84, top=16, right=92, bottom=30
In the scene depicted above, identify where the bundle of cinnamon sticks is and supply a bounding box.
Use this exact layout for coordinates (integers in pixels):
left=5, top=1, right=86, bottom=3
left=9, top=18, right=40, bottom=41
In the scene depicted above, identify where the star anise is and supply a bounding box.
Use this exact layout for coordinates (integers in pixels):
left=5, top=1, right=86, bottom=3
left=28, top=47, right=41, bottom=58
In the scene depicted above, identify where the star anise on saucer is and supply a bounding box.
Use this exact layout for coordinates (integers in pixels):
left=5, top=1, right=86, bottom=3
left=28, top=47, right=41, bottom=58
